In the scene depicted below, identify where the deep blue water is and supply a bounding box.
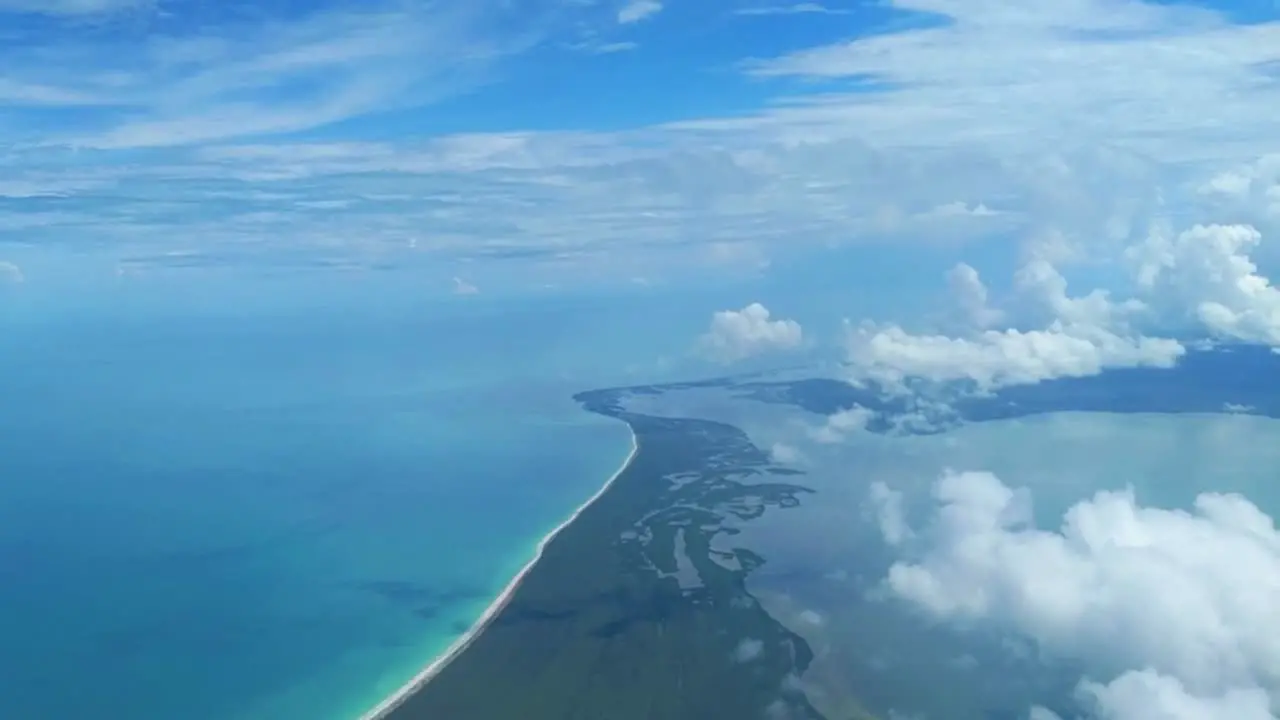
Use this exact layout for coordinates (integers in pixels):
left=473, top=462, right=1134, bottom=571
left=0, top=301, right=635, bottom=720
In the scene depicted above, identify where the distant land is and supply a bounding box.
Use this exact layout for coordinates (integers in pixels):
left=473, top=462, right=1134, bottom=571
left=368, top=344, right=1278, bottom=720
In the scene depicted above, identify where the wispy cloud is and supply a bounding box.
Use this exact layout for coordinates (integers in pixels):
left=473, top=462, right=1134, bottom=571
left=734, top=3, right=851, bottom=16
left=1, top=2, right=559, bottom=149
left=0, top=0, right=151, bottom=16
left=581, top=40, right=639, bottom=54
left=2, top=0, right=1280, bottom=296
left=617, top=0, right=662, bottom=24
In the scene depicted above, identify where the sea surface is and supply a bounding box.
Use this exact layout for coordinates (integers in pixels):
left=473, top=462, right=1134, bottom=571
left=0, top=293, right=641, bottom=720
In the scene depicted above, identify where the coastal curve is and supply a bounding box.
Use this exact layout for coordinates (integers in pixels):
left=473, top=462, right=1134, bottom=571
left=354, top=428, right=639, bottom=720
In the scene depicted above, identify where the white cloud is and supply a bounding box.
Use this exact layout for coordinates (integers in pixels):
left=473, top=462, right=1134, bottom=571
left=0, top=0, right=149, bottom=16
left=0, top=261, right=23, bottom=283
left=618, top=0, right=662, bottom=24
left=733, top=637, right=766, bottom=662
left=809, top=405, right=875, bottom=443
left=930, top=201, right=998, bottom=218
left=730, top=1, right=1280, bottom=160
left=770, top=442, right=805, bottom=464
left=1133, top=224, right=1280, bottom=346
left=578, top=41, right=639, bottom=54
left=797, top=609, right=824, bottom=626
left=879, top=469, right=1280, bottom=720
left=452, top=276, right=479, bottom=295
left=2, top=3, right=549, bottom=150
left=844, top=259, right=1184, bottom=392
left=1072, top=670, right=1277, bottom=720
left=868, top=481, right=912, bottom=546
left=4, top=0, right=1280, bottom=288
left=699, top=303, right=803, bottom=363
left=1198, top=155, right=1280, bottom=221
left=734, top=3, right=851, bottom=15
left=946, top=263, right=1003, bottom=329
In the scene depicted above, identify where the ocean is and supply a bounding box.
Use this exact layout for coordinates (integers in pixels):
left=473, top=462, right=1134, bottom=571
left=0, top=290, right=642, bottom=720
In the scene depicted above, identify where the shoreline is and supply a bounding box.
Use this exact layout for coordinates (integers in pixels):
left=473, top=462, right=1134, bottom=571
left=354, top=425, right=640, bottom=720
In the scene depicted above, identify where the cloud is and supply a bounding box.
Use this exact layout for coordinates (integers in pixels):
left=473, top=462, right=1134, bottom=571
left=844, top=260, right=1185, bottom=392
left=797, top=609, right=823, bottom=626
left=1062, top=670, right=1277, bottom=720
left=868, top=481, right=912, bottom=546
left=4, top=0, right=1280, bottom=291
left=0, top=261, right=23, bottom=283
left=733, top=3, right=851, bottom=15
left=878, top=469, right=1280, bottom=720
left=946, top=263, right=1003, bottom=329
left=770, top=442, right=805, bottom=464
left=808, top=405, right=874, bottom=443
left=617, top=0, right=661, bottom=24
left=1133, top=224, right=1280, bottom=346
left=732, top=1, right=1280, bottom=159
left=699, top=303, right=803, bottom=363
left=575, top=41, right=639, bottom=54
left=733, top=637, right=766, bottom=663
left=1197, top=155, right=1280, bottom=224
left=2, top=2, right=553, bottom=150
left=0, top=0, right=150, bottom=16
left=453, top=276, right=479, bottom=295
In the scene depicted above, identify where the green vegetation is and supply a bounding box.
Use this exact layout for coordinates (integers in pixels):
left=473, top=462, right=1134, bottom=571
left=386, top=389, right=828, bottom=720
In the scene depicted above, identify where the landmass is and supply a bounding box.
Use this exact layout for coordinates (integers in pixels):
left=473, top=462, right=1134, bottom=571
left=363, top=344, right=1278, bottom=720
left=373, top=388, right=832, bottom=720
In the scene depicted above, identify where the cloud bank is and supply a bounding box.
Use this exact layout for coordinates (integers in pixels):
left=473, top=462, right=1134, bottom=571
left=3, top=0, right=1280, bottom=285
left=844, top=258, right=1186, bottom=392
left=874, top=470, right=1280, bottom=720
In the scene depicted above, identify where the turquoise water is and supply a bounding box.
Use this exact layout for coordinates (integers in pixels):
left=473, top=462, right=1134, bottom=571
left=0, top=298, right=635, bottom=720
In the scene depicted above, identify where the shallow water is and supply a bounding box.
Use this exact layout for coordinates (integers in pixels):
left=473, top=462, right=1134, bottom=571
left=0, top=302, right=633, bottom=720
left=617, top=377, right=1280, bottom=719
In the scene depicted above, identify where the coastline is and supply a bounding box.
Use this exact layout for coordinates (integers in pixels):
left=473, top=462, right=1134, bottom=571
left=354, top=425, right=640, bottom=720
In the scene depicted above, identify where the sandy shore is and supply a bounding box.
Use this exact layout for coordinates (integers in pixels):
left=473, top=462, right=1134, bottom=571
left=355, top=427, right=640, bottom=720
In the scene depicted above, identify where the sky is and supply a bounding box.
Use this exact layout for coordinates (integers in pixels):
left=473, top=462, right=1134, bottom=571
left=2, top=0, right=1278, bottom=302
left=7, top=1, right=1280, bottom=718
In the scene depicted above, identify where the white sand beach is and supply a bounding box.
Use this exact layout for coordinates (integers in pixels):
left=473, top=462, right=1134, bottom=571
left=355, top=426, right=640, bottom=720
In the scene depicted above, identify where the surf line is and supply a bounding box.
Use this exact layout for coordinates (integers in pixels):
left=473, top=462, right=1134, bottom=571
left=355, top=426, right=640, bottom=720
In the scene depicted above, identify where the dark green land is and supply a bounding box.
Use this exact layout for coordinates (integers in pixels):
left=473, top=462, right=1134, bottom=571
left=383, top=387, right=829, bottom=720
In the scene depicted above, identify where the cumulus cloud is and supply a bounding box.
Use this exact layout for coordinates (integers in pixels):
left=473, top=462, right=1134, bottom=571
left=1133, top=224, right=1280, bottom=346
left=1063, top=669, right=1277, bottom=720
left=1198, top=155, right=1280, bottom=222
left=808, top=405, right=875, bottom=443
left=845, top=260, right=1184, bottom=392
left=617, top=0, right=661, bottom=24
left=877, top=469, right=1280, bottom=720
left=699, top=303, right=803, bottom=363
left=770, top=442, right=805, bottom=464
left=946, top=263, right=1003, bottom=329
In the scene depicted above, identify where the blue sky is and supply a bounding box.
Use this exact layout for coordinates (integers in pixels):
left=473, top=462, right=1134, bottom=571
left=3, top=0, right=1280, bottom=325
